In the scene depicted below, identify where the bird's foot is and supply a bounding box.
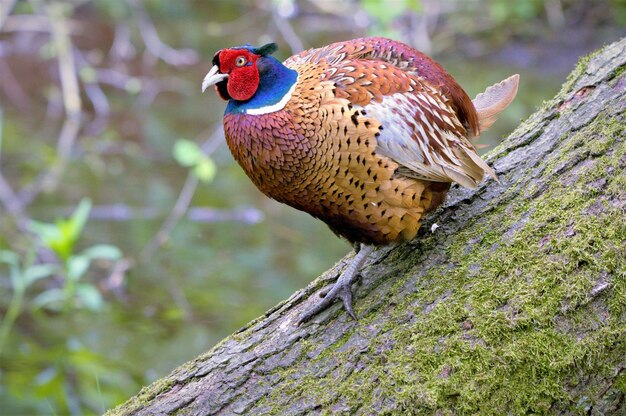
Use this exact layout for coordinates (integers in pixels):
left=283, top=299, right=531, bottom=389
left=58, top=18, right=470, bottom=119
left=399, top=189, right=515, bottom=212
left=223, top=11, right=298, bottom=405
left=297, top=244, right=374, bottom=325
left=298, top=272, right=359, bottom=325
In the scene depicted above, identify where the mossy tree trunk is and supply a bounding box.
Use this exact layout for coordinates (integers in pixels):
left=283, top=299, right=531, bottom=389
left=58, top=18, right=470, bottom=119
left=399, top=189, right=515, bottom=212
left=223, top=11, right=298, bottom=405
left=108, top=39, right=626, bottom=415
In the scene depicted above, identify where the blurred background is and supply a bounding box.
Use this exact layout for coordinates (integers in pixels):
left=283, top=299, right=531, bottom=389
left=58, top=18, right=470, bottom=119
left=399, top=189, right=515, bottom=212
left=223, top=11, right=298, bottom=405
left=0, top=0, right=624, bottom=413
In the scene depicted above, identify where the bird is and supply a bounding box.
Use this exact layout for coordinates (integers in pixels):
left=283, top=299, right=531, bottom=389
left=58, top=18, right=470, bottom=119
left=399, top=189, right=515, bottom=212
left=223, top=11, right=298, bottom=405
left=202, top=37, right=519, bottom=324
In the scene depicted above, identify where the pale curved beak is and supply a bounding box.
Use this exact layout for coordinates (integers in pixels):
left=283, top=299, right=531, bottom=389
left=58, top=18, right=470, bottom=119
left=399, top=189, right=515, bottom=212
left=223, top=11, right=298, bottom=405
left=201, top=65, right=228, bottom=93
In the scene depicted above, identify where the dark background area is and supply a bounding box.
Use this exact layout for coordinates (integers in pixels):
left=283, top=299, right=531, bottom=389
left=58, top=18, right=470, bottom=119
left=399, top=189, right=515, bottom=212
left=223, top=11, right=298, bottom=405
left=0, top=0, right=624, bottom=413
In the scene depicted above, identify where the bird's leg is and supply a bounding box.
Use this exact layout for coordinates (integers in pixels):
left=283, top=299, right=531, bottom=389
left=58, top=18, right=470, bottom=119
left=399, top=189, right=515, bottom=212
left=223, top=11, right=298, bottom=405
left=298, top=244, right=375, bottom=325
left=318, top=241, right=363, bottom=298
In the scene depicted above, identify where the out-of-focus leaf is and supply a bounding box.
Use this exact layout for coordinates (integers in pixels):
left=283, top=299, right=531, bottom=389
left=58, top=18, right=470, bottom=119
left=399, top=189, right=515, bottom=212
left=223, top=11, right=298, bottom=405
left=81, top=244, right=122, bottom=261
left=76, top=284, right=103, bottom=311
left=24, top=264, right=58, bottom=286
left=31, top=288, right=66, bottom=310
left=67, top=198, right=92, bottom=244
left=173, top=139, right=202, bottom=167
left=0, top=250, right=24, bottom=291
left=79, top=66, right=97, bottom=83
left=39, top=39, right=57, bottom=60
left=29, top=221, right=61, bottom=248
left=406, top=0, right=422, bottom=13
left=35, top=366, right=58, bottom=386
left=362, top=0, right=408, bottom=24
left=67, top=255, right=90, bottom=282
left=29, top=199, right=92, bottom=260
left=0, top=250, right=19, bottom=266
left=125, top=77, right=142, bottom=94
left=194, top=156, right=217, bottom=183
left=173, top=139, right=217, bottom=182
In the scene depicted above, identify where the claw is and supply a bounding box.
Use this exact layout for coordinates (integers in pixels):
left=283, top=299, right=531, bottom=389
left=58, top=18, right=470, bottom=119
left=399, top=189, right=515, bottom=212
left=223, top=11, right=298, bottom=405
left=297, top=245, right=374, bottom=325
left=338, top=285, right=357, bottom=320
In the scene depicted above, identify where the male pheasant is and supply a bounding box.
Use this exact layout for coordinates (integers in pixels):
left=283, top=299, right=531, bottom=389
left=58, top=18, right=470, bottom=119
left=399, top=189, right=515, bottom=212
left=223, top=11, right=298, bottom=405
left=202, top=37, right=519, bottom=324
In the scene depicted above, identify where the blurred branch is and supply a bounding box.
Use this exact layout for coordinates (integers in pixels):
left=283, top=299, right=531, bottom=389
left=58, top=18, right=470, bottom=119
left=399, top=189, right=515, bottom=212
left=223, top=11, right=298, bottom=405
left=139, top=125, right=224, bottom=319
left=140, top=173, right=198, bottom=257
left=0, top=107, right=57, bottom=267
left=408, top=0, right=439, bottom=54
left=205, top=12, right=264, bottom=36
left=0, top=59, right=31, bottom=111
left=129, top=0, right=198, bottom=66
left=82, top=81, right=110, bottom=135
left=138, top=125, right=226, bottom=322
left=102, top=257, right=132, bottom=298
left=109, top=23, right=135, bottom=62
left=0, top=87, right=30, bottom=234
left=18, top=2, right=82, bottom=207
left=140, top=126, right=224, bottom=262
left=1, top=0, right=202, bottom=224
left=48, top=3, right=81, bottom=124
left=90, top=65, right=185, bottom=108
left=2, top=13, right=53, bottom=33
left=297, top=15, right=361, bottom=35
left=0, top=174, right=30, bottom=232
left=52, top=204, right=262, bottom=223
left=3, top=3, right=187, bottom=207
left=545, top=0, right=565, bottom=29
left=73, top=49, right=110, bottom=135
left=0, top=0, right=19, bottom=31
left=272, top=11, right=304, bottom=53
left=187, top=206, right=263, bottom=224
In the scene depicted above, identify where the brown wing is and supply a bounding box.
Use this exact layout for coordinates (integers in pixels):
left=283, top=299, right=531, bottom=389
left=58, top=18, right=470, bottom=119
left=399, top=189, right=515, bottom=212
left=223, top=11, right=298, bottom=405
left=362, top=82, right=497, bottom=189
left=287, top=37, right=495, bottom=189
left=286, top=37, right=480, bottom=136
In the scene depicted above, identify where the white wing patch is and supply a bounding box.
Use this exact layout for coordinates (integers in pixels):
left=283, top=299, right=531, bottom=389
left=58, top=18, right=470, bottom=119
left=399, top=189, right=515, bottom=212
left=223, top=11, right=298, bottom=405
left=364, top=92, right=496, bottom=189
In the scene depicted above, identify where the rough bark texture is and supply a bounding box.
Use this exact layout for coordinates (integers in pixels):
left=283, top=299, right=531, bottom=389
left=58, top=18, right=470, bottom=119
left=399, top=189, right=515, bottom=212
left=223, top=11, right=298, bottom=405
left=108, top=39, right=626, bottom=415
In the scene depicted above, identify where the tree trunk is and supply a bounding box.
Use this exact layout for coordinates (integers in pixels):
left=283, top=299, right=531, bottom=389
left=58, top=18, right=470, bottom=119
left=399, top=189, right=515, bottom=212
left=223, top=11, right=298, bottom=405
left=107, top=39, right=626, bottom=416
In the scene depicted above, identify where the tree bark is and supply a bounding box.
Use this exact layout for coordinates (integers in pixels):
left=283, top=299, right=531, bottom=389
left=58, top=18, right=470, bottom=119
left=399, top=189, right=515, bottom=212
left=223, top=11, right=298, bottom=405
left=107, top=39, right=626, bottom=415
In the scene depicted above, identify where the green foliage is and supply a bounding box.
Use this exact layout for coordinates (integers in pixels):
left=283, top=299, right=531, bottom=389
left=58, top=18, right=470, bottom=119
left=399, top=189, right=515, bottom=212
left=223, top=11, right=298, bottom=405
left=173, top=139, right=217, bottom=183
left=362, top=0, right=422, bottom=21
left=30, top=198, right=91, bottom=261
left=27, top=199, right=122, bottom=312
left=0, top=199, right=124, bottom=413
left=614, top=0, right=626, bottom=25
left=488, top=0, right=542, bottom=24
left=361, top=0, right=421, bottom=39
left=0, top=249, right=56, bottom=355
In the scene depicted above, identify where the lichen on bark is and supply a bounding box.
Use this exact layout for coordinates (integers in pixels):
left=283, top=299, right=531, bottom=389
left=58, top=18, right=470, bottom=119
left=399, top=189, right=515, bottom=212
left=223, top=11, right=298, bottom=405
left=107, top=38, right=626, bottom=416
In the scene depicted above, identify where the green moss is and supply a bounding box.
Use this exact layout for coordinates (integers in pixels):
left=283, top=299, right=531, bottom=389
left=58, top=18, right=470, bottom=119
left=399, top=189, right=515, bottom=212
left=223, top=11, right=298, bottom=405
left=251, top=102, right=626, bottom=414
left=104, top=376, right=178, bottom=416
left=609, top=64, right=626, bottom=86
left=557, top=49, right=602, bottom=98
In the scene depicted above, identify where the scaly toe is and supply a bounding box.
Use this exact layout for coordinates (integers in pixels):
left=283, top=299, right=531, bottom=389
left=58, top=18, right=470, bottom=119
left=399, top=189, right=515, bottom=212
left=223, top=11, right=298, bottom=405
left=297, top=279, right=358, bottom=325
left=297, top=245, right=374, bottom=325
left=338, top=285, right=357, bottom=320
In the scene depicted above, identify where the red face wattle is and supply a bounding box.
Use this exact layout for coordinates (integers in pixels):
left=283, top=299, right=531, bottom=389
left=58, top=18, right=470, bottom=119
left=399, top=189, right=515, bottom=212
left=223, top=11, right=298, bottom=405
left=215, top=49, right=261, bottom=101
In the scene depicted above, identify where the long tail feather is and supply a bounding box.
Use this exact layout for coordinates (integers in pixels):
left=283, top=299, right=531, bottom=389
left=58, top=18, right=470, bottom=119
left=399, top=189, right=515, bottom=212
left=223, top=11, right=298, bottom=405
left=473, top=74, right=520, bottom=133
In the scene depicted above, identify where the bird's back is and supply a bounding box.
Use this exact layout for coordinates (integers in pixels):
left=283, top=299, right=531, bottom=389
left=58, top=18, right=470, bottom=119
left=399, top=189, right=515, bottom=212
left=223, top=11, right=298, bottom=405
left=286, top=37, right=480, bottom=136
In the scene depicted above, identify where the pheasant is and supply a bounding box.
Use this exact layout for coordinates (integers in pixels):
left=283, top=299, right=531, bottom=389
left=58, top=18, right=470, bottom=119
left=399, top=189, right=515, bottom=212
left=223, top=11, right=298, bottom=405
left=202, top=37, right=519, bottom=324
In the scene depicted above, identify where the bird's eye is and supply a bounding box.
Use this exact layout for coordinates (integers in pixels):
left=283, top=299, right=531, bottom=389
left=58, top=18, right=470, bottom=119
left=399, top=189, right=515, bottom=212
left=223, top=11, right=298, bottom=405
left=235, top=56, right=247, bottom=67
